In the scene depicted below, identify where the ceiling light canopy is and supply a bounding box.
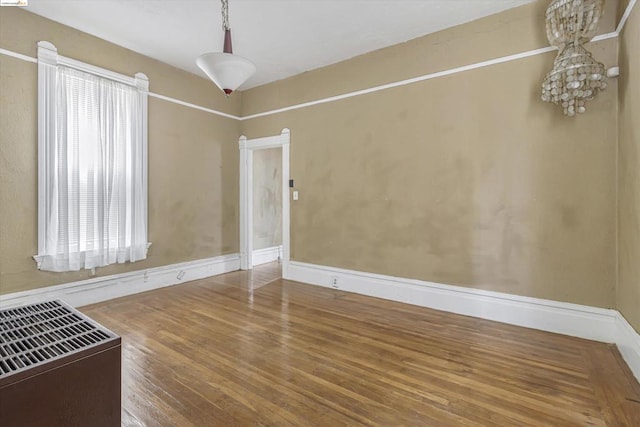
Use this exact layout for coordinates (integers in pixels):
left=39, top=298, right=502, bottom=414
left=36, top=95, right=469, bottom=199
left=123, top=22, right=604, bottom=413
left=197, top=0, right=255, bottom=96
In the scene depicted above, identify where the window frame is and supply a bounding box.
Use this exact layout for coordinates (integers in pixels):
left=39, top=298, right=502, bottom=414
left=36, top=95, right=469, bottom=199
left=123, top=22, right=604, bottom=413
left=33, top=41, right=150, bottom=269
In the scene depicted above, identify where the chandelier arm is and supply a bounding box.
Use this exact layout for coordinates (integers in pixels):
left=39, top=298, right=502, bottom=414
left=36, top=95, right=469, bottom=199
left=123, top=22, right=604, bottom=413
left=574, top=0, right=583, bottom=46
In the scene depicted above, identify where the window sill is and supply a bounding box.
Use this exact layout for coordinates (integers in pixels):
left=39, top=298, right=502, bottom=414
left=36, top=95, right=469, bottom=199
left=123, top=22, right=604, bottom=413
left=33, top=242, right=152, bottom=270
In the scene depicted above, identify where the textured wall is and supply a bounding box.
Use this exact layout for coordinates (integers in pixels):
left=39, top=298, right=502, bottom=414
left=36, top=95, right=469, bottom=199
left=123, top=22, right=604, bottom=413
left=241, top=0, right=619, bottom=117
left=240, top=1, right=619, bottom=308
left=618, top=3, right=640, bottom=332
left=0, top=1, right=626, bottom=313
left=0, top=8, right=241, bottom=294
left=619, top=0, right=633, bottom=24
left=252, top=147, right=283, bottom=250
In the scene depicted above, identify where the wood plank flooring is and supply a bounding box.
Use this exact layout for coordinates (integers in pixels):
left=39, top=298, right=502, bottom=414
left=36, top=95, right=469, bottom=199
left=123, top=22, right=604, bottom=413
left=82, top=262, right=640, bottom=426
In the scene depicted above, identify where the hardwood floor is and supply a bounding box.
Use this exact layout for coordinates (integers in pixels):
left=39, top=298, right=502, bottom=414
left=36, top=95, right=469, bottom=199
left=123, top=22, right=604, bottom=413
left=82, top=262, right=640, bottom=426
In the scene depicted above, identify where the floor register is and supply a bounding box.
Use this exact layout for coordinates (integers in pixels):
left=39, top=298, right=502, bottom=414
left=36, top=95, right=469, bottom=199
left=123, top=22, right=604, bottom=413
left=0, top=300, right=121, bottom=426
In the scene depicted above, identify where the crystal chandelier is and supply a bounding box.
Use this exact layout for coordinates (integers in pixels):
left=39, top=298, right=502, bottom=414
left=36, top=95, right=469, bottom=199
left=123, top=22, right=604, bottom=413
left=196, top=0, right=256, bottom=96
left=541, top=0, right=607, bottom=116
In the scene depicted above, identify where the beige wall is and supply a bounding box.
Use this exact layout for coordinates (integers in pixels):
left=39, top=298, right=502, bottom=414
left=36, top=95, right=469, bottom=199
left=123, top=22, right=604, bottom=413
left=241, top=0, right=619, bottom=308
left=0, top=8, right=241, bottom=294
left=253, top=148, right=282, bottom=250
left=618, top=3, right=640, bottom=332
left=241, top=0, right=619, bottom=117
left=619, top=0, right=632, bottom=24
left=0, top=1, right=631, bottom=315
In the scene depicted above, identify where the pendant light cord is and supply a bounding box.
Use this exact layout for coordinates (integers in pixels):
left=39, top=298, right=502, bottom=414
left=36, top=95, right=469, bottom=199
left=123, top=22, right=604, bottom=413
left=221, top=0, right=230, bottom=31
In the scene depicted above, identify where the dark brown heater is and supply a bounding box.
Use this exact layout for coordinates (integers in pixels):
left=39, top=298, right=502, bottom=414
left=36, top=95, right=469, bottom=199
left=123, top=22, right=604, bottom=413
left=0, top=300, right=121, bottom=426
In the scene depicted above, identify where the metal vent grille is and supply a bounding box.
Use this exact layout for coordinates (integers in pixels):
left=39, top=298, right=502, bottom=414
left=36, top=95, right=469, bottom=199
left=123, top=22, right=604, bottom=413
left=0, top=300, right=117, bottom=377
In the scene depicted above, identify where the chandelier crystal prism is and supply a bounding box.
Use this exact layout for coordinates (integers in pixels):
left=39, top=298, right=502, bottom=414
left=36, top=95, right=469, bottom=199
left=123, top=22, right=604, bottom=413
left=196, top=0, right=256, bottom=96
left=541, top=0, right=607, bottom=116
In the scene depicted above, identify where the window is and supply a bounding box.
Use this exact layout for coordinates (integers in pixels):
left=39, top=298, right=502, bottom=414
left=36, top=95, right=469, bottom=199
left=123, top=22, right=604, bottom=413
left=34, top=41, right=149, bottom=272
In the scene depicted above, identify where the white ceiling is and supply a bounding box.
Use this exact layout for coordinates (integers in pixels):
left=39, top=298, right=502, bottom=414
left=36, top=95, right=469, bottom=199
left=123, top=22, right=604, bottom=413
left=25, top=0, right=535, bottom=90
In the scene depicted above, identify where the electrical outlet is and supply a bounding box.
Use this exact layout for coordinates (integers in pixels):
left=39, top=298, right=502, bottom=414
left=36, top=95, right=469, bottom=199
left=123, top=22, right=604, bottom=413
left=331, top=276, right=339, bottom=288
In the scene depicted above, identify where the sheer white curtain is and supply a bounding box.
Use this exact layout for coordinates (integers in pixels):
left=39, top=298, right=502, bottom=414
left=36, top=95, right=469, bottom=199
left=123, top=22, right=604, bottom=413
left=38, top=66, right=148, bottom=272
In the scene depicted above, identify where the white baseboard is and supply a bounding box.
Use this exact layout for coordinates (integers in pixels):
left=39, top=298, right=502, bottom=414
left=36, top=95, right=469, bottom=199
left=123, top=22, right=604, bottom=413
left=287, top=261, right=617, bottom=342
left=0, top=253, right=240, bottom=309
left=252, top=245, right=282, bottom=266
left=3, top=254, right=637, bottom=383
left=615, top=312, right=640, bottom=382
left=287, top=261, right=640, bottom=383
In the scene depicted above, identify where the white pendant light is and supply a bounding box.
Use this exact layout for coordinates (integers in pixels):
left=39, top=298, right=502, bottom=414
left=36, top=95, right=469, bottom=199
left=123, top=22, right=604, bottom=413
left=197, top=0, right=256, bottom=96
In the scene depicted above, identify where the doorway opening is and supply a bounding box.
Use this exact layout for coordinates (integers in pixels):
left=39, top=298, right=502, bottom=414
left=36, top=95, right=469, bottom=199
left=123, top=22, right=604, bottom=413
left=239, top=129, right=290, bottom=277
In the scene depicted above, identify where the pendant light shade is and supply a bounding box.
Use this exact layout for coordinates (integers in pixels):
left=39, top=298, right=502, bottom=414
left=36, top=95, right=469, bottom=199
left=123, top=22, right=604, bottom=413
left=197, top=0, right=255, bottom=96
left=196, top=52, right=256, bottom=95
